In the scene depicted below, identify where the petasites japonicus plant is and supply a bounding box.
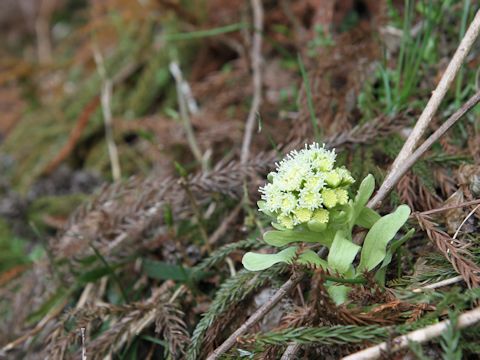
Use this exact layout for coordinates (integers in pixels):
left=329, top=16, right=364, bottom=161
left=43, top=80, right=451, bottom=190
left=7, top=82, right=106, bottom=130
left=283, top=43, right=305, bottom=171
left=242, top=143, right=412, bottom=303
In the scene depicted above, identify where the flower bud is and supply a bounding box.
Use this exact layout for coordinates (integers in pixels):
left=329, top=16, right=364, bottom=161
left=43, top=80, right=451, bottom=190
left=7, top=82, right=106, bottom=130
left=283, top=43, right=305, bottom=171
left=321, top=189, right=338, bottom=208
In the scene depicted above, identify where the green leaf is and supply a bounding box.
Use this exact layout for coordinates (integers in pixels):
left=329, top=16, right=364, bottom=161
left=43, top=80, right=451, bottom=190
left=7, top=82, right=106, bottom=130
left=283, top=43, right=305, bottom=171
left=327, top=284, right=351, bottom=305
left=375, top=228, right=414, bottom=284
left=270, top=222, right=286, bottom=230
left=327, top=231, right=360, bottom=274
left=143, top=259, right=207, bottom=282
left=355, top=207, right=381, bottom=229
left=78, top=266, right=113, bottom=284
left=358, top=205, right=411, bottom=272
left=350, top=174, right=375, bottom=228
left=297, top=250, right=328, bottom=269
left=307, top=219, right=327, bottom=232
left=141, top=335, right=168, bottom=347
left=329, top=209, right=349, bottom=227
left=242, top=247, right=298, bottom=271
left=380, top=228, right=414, bottom=269
left=263, top=229, right=334, bottom=247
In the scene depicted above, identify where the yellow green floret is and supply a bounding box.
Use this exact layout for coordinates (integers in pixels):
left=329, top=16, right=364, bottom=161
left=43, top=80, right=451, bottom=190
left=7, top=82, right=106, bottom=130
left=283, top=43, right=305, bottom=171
left=335, top=188, right=349, bottom=205
left=293, top=208, right=313, bottom=224
left=278, top=214, right=294, bottom=229
left=324, top=170, right=341, bottom=187
left=312, top=208, right=329, bottom=224
left=321, top=188, right=338, bottom=209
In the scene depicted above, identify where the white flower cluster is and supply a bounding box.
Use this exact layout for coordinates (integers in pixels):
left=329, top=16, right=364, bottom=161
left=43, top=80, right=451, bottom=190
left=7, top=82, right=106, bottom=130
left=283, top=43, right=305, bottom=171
left=259, top=143, right=354, bottom=229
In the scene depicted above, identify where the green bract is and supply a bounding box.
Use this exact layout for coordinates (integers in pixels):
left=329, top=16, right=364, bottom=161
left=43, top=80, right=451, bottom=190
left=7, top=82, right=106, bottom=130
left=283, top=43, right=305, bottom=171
left=242, top=143, right=412, bottom=299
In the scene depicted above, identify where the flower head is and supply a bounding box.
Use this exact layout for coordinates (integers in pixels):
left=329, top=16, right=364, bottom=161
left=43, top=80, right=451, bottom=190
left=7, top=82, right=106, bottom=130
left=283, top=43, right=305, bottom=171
left=259, top=143, right=355, bottom=228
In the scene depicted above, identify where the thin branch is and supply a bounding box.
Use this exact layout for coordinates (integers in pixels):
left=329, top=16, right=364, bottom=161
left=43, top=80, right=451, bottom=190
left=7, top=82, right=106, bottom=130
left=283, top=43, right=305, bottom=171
left=169, top=61, right=206, bottom=170
left=370, top=10, right=480, bottom=207
left=208, top=203, right=242, bottom=246
left=453, top=204, right=480, bottom=239
left=42, top=96, right=100, bottom=175
left=35, top=0, right=55, bottom=64
left=280, top=343, right=302, bottom=360
left=342, top=306, right=480, bottom=360
left=240, top=0, right=264, bottom=164
left=93, top=46, right=122, bottom=181
left=412, top=275, right=464, bottom=293
left=205, top=272, right=303, bottom=360
left=418, top=198, right=480, bottom=216
left=369, top=90, right=480, bottom=208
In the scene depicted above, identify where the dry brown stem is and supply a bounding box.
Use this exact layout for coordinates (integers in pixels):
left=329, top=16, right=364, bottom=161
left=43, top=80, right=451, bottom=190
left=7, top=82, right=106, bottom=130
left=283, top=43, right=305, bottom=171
left=205, top=272, right=303, bottom=360
left=369, top=90, right=480, bottom=207
left=240, top=0, right=264, bottom=164
left=93, top=45, right=122, bottom=181
left=42, top=96, right=100, bottom=176
left=418, top=198, right=480, bottom=216
left=371, top=10, right=480, bottom=206
left=343, top=305, right=480, bottom=360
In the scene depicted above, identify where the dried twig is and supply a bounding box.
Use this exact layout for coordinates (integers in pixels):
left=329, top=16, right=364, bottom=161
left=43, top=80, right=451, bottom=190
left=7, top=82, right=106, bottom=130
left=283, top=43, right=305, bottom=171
left=453, top=204, right=480, bottom=239
left=371, top=10, right=480, bottom=207
left=205, top=272, right=303, bottom=360
left=169, top=61, right=206, bottom=170
left=35, top=0, right=55, bottom=64
left=369, top=90, right=480, bottom=207
left=342, top=306, right=480, bottom=360
left=42, top=96, right=100, bottom=175
left=280, top=343, right=302, bottom=360
left=93, top=46, right=122, bottom=181
left=418, top=198, right=480, bottom=216
left=412, top=275, right=464, bottom=293
left=240, top=0, right=264, bottom=164
left=208, top=203, right=242, bottom=246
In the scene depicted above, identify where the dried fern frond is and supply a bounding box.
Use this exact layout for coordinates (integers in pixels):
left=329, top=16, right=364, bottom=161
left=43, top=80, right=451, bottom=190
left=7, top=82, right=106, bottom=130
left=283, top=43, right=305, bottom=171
left=325, top=114, right=409, bottom=149
left=154, top=301, right=190, bottom=357
left=46, top=282, right=188, bottom=359
left=416, top=214, right=480, bottom=288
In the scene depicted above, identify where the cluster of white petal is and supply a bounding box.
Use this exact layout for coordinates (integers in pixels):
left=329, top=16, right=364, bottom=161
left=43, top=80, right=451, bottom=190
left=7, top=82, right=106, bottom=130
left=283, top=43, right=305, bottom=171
left=259, top=143, right=355, bottom=229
